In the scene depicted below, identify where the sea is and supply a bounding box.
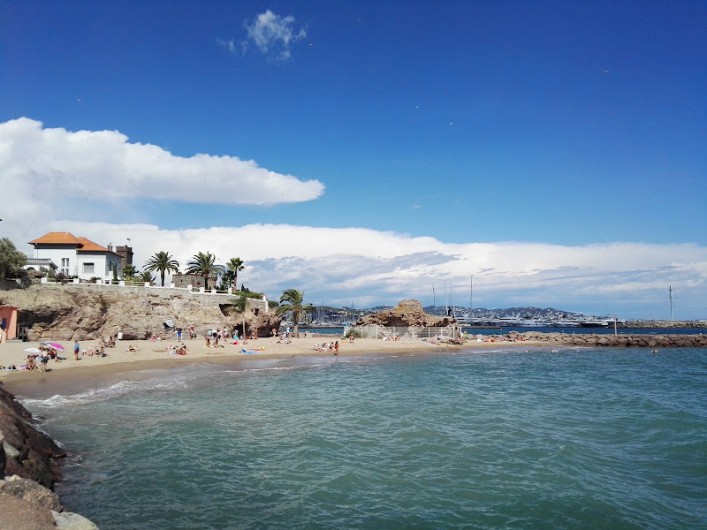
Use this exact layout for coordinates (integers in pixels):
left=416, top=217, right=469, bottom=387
left=20, top=344, right=707, bottom=530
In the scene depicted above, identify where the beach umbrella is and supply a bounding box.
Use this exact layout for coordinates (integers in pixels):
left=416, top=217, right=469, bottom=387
left=24, top=347, right=41, bottom=353
left=42, top=341, right=65, bottom=350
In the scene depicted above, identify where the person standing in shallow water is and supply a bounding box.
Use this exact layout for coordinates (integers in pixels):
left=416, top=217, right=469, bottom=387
left=73, top=340, right=80, bottom=360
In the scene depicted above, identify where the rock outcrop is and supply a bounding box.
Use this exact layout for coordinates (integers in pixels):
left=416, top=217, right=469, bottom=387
left=0, top=384, right=64, bottom=488
left=1, top=383, right=98, bottom=528
left=354, top=299, right=456, bottom=328
left=1, top=284, right=281, bottom=341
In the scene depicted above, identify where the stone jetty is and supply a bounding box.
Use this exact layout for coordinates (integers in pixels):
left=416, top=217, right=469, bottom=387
left=508, top=331, right=707, bottom=348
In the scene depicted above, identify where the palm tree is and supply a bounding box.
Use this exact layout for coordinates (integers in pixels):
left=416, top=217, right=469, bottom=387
left=122, top=264, right=137, bottom=280
left=144, top=251, right=180, bottom=287
left=276, top=289, right=315, bottom=338
left=185, top=251, right=224, bottom=290
left=225, top=257, right=245, bottom=291
left=138, top=270, right=154, bottom=285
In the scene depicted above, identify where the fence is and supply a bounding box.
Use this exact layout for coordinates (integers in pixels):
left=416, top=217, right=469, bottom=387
left=348, top=324, right=462, bottom=341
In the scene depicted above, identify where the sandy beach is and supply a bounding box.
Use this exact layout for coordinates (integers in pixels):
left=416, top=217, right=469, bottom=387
left=0, top=334, right=527, bottom=396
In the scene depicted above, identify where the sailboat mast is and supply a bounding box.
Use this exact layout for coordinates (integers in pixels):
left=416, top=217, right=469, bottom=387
left=669, top=286, right=673, bottom=321
left=469, top=275, right=473, bottom=313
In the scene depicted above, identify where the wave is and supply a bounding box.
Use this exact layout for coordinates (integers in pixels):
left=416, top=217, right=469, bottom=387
left=20, top=362, right=322, bottom=409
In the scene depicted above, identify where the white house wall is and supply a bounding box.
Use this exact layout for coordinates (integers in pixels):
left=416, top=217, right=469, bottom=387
left=76, top=254, right=108, bottom=281
left=105, top=253, right=123, bottom=280
left=34, top=246, right=77, bottom=277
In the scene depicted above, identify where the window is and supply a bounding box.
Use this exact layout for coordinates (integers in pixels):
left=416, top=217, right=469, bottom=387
left=61, top=258, right=70, bottom=276
left=82, top=262, right=95, bottom=274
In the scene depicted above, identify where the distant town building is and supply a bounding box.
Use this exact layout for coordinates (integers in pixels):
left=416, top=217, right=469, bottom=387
left=28, top=232, right=123, bottom=281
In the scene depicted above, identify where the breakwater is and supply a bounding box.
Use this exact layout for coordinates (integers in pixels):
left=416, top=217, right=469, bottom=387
left=511, top=331, right=707, bottom=348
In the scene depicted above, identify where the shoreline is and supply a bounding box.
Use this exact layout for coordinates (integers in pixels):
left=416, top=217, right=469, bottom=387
left=3, top=330, right=706, bottom=397
left=1, top=336, right=515, bottom=397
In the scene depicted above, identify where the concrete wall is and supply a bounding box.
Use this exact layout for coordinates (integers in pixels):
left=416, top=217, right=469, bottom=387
left=0, top=306, right=18, bottom=342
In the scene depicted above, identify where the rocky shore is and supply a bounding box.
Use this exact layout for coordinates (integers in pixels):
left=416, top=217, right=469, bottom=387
left=0, top=382, right=98, bottom=529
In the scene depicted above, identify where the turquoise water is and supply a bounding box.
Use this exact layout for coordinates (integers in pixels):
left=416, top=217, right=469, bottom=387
left=24, top=347, right=707, bottom=529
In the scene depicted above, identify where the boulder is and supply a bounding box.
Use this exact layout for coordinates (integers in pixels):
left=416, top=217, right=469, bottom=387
left=354, top=299, right=455, bottom=328
left=52, top=510, right=100, bottom=530
left=0, top=475, right=62, bottom=512
left=0, top=492, right=57, bottom=530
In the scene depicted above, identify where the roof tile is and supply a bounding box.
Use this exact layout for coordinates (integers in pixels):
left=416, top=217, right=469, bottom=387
left=28, top=232, right=83, bottom=245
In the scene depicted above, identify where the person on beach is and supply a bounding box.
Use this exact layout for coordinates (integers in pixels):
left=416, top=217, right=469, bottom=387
left=334, top=341, right=339, bottom=355
left=176, top=328, right=183, bottom=341
left=74, top=340, right=80, bottom=360
left=26, top=355, right=37, bottom=371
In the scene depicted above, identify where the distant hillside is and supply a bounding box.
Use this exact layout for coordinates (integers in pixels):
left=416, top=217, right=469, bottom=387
left=312, top=304, right=596, bottom=324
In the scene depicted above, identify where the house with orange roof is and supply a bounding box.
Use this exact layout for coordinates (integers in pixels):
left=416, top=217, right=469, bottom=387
left=28, top=232, right=124, bottom=281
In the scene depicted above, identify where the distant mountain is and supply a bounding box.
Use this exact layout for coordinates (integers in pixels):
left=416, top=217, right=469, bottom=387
left=423, top=306, right=601, bottom=320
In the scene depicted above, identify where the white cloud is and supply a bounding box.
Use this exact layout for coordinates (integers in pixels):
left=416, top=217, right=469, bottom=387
left=217, top=38, right=237, bottom=54
left=2, top=117, right=705, bottom=319
left=0, top=118, right=324, bottom=210
left=12, top=220, right=705, bottom=320
left=242, top=10, right=307, bottom=61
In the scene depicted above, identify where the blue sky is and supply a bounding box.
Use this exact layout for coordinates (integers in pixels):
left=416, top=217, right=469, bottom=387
left=1, top=1, right=706, bottom=318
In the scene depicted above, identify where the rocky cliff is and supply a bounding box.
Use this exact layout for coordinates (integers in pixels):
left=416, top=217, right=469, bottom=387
left=0, top=284, right=281, bottom=341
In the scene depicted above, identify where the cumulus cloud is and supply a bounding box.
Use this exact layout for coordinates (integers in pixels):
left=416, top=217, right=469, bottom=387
left=2, top=117, right=705, bottom=319
left=242, top=10, right=307, bottom=61
left=0, top=118, right=324, bottom=209
left=18, top=220, right=706, bottom=319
